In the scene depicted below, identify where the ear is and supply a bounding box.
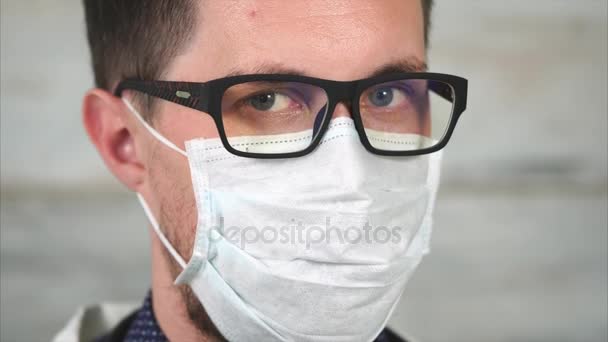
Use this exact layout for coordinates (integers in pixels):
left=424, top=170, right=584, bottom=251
left=82, top=89, right=146, bottom=192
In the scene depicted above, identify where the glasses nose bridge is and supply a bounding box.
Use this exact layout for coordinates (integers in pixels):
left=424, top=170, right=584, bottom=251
left=332, top=81, right=357, bottom=103
left=328, top=81, right=358, bottom=114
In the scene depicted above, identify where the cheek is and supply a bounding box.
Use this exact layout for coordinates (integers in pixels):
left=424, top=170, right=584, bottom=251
left=154, top=101, right=220, bottom=150
left=419, top=97, right=431, bottom=137
left=149, top=140, right=199, bottom=259
left=147, top=103, right=221, bottom=258
left=422, top=114, right=431, bottom=137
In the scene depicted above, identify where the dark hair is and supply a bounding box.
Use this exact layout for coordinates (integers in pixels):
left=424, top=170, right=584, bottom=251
left=83, top=0, right=434, bottom=94
left=83, top=0, right=198, bottom=91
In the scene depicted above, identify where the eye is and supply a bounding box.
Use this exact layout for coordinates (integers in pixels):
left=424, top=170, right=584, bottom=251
left=248, top=92, right=295, bottom=112
left=366, top=86, right=408, bottom=108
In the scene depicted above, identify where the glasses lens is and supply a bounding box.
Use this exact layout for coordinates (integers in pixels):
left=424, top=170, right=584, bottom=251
left=221, top=81, right=329, bottom=154
left=359, top=79, right=455, bottom=151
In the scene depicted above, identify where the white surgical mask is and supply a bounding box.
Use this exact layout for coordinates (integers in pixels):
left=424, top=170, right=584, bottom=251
left=125, top=99, right=442, bottom=342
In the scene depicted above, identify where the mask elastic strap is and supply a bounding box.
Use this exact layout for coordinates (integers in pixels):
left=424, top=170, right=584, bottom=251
left=122, top=98, right=188, bottom=157
left=136, top=193, right=187, bottom=269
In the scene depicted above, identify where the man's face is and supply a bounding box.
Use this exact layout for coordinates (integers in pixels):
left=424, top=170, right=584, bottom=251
left=137, top=0, right=425, bottom=329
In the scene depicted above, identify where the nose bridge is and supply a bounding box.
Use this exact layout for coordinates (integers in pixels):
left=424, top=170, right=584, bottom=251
left=332, top=102, right=352, bottom=119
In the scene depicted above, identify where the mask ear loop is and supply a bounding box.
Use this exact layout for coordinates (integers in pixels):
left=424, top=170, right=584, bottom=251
left=122, top=98, right=187, bottom=269
left=137, top=193, right=187, bottom=269
left=122, top=98, right=188, bottom=157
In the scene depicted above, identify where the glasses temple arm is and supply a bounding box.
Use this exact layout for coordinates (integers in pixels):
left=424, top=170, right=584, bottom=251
left=114, top=79, right=209, bottom=112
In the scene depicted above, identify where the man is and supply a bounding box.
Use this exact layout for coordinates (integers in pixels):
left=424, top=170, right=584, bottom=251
left=55, top=0, right=467, bottom=341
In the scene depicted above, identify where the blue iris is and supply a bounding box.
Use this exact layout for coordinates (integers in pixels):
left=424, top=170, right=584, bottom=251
left=368, top=87, right=394, bottom=107
left=250, top=93, right=276, bottom=111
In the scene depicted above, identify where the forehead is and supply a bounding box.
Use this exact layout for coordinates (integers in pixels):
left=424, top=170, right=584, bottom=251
left=166, top=0, right=425, bottom=82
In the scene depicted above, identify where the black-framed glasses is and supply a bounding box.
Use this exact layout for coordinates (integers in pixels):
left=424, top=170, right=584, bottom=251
left=115, top=72, right=467, bottom=159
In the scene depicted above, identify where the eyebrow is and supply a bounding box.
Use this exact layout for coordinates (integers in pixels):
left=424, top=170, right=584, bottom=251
left=367, top=58, right=428, bottom=77
left=224, top=57, right=428, bottom=80
left=225, top=62, right=305, bottom=78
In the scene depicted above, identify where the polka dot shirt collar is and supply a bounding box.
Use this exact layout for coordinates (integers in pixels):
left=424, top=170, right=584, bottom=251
left=124, top=291, right=168, bottom=342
